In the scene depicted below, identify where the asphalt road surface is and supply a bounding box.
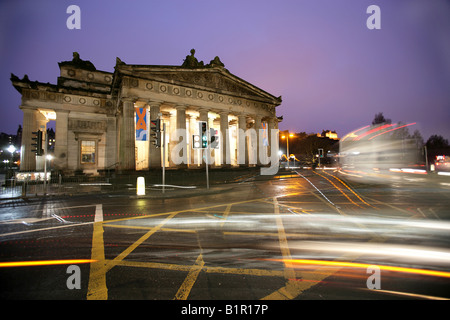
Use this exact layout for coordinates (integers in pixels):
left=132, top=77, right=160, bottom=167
left=1, top=168, right=449, bottom=303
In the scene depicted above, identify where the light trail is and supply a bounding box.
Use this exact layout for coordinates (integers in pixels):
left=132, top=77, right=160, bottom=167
left=0, top=259, right=97, bottom=268
left=354, top=123, right=394, bottom=141
left=272, top=259, right=450, bottom=279
left=368, top=122, right=417, bottom=140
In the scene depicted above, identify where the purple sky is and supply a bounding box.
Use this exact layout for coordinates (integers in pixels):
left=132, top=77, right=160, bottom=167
left=1, top=0, right=449, bottom=142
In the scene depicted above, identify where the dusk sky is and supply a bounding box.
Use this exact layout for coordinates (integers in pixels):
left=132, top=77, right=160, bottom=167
left=1, top=0, right=449, bottom=142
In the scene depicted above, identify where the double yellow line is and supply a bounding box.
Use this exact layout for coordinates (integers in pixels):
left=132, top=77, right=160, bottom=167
left=313, top=170, right=376, bottom=209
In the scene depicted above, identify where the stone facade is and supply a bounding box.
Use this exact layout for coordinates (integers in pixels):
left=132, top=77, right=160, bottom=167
left=11, top=51, right=282, bottom=174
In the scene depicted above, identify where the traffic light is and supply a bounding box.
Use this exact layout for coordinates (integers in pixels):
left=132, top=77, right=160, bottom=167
left=192, top=135, right=201, bottom=149
left=318, top=148, right=324, bottom=158
left=31, top=130, right=43, bottom=156
left=210, top=128, right=219, bottom=149
left=150, top=119, right=161, bottom=148
left=199, top=121, right=207, bottom=149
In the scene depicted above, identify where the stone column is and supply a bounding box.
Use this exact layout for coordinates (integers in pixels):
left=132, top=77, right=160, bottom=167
left=175, top=105, right=187, bottom=168
left=267, top=117, right=273, bottom=158
left=54, top=110, right=69, bottom=171
left=219, top=111, right=230, bottom=167
left=237, top=114, right=247, bottom=167
left=254, top=115, right=262, bottom=165
left=268, top=116, right=279, bottom=163
left=20, top=108, right=38, bottom=171
left=168, top=110, right=177, bottom=167
left=148, top=101, right=162, bottom=168
left=119, top=99, right=136, bottom=171
left=105, top=115, right=117, bottom=170
left=35, top=112, right=48, bottom=171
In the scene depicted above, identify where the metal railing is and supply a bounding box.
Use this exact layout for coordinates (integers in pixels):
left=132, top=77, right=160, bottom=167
left=1, top=174, right=115, bottom=199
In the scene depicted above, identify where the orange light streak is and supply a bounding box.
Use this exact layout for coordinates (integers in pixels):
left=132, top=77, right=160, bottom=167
left=341, top=125, right=370, bottom=142
left=275, top=259, right=450, bottom=279
left=0, top=259, right=97, bottom=268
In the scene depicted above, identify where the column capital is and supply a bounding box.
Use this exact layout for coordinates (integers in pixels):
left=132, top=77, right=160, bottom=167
left=122, top=96, right=138, bottom=104
left=198, top=108, right=209, bottom=119
left=174, top=104, right=187, bottom=110
left=147, top=100, right=163, bottom=107
left=19, top=106, right=38, bottom=112
left=198, top=107, right=210, bottom=113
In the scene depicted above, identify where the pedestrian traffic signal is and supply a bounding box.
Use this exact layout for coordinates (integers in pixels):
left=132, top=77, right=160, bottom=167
left=199, top=121, right=208, bottom=149
left=150, top=119, right=161, bottom=148
left=31, top=130, right=43, bottom=156
left=192, top=135, right=201, bottom=149
left=210, top=128, right=219, bottom=149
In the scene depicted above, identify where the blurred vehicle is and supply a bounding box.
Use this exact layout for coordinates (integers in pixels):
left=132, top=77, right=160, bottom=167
left=434, top=155, right=450, bottom=172
left=338, top=123, right=421, bottom=182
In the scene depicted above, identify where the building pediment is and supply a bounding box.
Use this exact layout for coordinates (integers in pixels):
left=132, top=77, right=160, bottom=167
left=113, top=51, right=281, bottom=106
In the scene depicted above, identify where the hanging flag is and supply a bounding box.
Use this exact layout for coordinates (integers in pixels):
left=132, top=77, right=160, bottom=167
left=135, top=107, right=147, bottom=141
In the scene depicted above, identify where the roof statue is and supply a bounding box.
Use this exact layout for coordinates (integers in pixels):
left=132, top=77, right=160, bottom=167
left=181, top=49, right=226, bottom=69
left=115, top=57, right=125, bottom=66
left=58, top=51, right=97, bottom=71
left=181, top=49, right=204, bottom=68
left=208, top=56, right=225, bottom=68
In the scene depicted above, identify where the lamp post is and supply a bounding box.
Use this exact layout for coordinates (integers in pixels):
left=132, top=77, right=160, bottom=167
left=281, top=132, right=294, bottom=169
left=7, top=145, right=16, bottom=187
left=7, top=144, right=16, bottom=167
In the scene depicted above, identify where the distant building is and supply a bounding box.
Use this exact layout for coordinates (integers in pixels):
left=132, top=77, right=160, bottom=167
left=317, top=130, right=339, bottom=140
left=11, top=51, right=282, bottom=174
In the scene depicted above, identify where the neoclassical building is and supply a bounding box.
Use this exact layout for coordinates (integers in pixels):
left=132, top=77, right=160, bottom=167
left=11, top=50, right=282, bottom=174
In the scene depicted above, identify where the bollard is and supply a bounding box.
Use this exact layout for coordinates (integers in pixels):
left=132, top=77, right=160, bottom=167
left=137, top=176, right=145, bottom=196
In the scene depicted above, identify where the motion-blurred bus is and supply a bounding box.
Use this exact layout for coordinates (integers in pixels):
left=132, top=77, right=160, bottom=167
left=339, top=123, right=422, bottom=182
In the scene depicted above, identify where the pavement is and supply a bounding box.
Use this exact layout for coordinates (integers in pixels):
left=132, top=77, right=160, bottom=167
left=0, top=167, right=279, bottom=200
left=2, top=166, right=448, bottom=201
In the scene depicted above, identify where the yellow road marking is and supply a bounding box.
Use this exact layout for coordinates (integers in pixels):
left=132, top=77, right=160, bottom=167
left=87, top=204, right=107, bottom=300
left=322, top=171, right=377, bottom=208
left=259, top=199, right=313, bottom=214
left=174, top=253, right=205, bottom=300
left=313, top=171, right=363, bottom=208
left=220, top=204, right=232, bottom=227
left=104, top=224, right=196, bottom=233
left=104, top=212, right=178, bottom=273
left=295, top=181, right=345, bottom=215
left=261, top=197, right=305, bottom=300
left=111, top=259, right=287, bottom=277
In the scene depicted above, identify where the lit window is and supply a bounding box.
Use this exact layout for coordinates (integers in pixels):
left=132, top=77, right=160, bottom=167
left=81, top=140, right=95, bottom=164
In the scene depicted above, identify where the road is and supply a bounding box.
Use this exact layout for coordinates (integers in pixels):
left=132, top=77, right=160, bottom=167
left=0, top=168, right=449, bottom=303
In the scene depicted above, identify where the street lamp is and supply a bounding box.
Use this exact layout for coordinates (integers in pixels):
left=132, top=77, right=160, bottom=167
left=7, top=145, right=16, bottom=154
left=6, top=145, right=16, bottom=187
left=281, top=132, right=294, bottom=169
left=7, top=145, right=16, bottom=170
